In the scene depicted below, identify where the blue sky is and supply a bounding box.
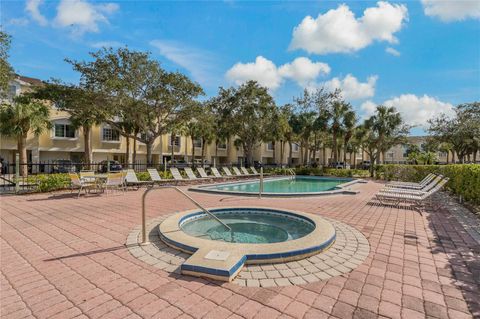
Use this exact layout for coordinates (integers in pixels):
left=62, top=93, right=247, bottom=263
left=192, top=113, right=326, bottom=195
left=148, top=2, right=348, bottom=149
left=3, top=0, right=480, bottom=134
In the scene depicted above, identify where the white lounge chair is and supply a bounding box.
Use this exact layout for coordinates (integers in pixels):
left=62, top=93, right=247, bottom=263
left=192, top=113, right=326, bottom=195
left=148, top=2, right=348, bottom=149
left=381, top=175, right=443, bottom=195
left=147, top=168, right=175, bottom=184
left=250, top=167, right=269, bottom=175
left=240, top=167, right=256, bottom=176
left=184, top=167, right=209, bottom=180
left=376, top=177, right=449, bottom=207
left=231, top=167, right=244, bottom=176
left=210, top=167, right=224, bottom=178
left=386, top=173, right=437, bottom=190
left=125, top=169, right=153, bottom=188
left=222, top=167, right=233, bottom=176
left=197, top=167, right=219, bottom=179
left=170, top=167, right=184, bottom=180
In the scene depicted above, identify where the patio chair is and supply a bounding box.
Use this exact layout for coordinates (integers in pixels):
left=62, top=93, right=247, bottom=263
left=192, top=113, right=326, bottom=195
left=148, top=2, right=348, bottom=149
left=222, top=167, right=234, bottom=177
left=376, top=177, right=449, bottom=207
left=386, top=173, right=437, bottom=189
left=381, top=175, right=443, bottom=195
left=103, top=172, right=126, bottom=195
left=184, top=167, right=209, bottom=181
left=69, top=172, right=97, bottom=198
left=125, top=169, right=153, bottom=188
left=210, top=167, right=224, bottom=178
left=250, top=167, right=269, bottom=176
left=170, top=167, right=184, bottom=180
left=147, top=168, right=175, bottom=184
left=197, top=167, right=220, bottom=179
left=240, top=167, right=256, bottom=176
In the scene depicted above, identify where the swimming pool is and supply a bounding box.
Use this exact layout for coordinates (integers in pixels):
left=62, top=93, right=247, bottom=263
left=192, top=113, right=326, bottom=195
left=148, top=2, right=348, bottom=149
left=181, top=208, right=315, bottom=243
left=190, top=176, right=362, bottom=197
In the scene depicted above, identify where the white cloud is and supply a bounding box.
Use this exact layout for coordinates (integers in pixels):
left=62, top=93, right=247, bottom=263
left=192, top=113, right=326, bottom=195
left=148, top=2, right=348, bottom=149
left=226, top=56, right=283, bottom=90
left=386, top=47, right=401, bottom=56
left=225, top=56, right=330, bottom=90
left=421, top=0, right=480, bottom=22
left=278, top=57, right=330, bottom=86
left=54, top=0, right=119, bottom=35
left=25, top=0, right=48, bottom=26
left=289, top=1, right=408, bottom=54
left=360, top=100, right=378, bottom=118
left=361, top=94, right=455, bottom=127
left=8, top=18, right=30, bottom=26
left=150, top=40, right=219, bottom=86
left=324, top=74, right=378, bottom=100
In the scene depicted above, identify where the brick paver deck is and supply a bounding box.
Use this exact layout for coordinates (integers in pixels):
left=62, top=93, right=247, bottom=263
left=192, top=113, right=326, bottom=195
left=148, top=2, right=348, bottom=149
left=1, top=181, right=479, bottom=318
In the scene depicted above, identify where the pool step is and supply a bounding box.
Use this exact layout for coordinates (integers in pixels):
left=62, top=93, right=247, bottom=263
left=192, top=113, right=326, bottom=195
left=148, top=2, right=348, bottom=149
left=181, top=248, right=246, bottom=282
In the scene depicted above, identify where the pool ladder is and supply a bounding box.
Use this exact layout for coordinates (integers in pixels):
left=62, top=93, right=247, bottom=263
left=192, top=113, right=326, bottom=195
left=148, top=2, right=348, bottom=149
left=141, top=186, right=232, bottom=245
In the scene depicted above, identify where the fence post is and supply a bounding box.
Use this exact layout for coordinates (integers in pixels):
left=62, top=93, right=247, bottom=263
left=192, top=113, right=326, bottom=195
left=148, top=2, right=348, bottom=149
left=15, top=153, right=20, bottom=194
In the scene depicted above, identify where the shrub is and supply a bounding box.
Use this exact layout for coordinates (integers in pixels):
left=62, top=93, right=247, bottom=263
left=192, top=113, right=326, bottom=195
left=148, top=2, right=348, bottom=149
left=376, top=164, right=480, bottom=204
left=323, top=168, right=371, bottom=178
left=136, top=170, right=173, bottom=180
left=294, top=167, right=323, bottom=176
left=25, top=174, right=70, bottom=192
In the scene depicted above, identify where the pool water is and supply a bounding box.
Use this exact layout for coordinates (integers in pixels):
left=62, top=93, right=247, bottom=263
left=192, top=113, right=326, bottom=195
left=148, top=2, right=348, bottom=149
left=181, top=208, right=315, bottom=243
left=207, top=176, right=352, bottom=194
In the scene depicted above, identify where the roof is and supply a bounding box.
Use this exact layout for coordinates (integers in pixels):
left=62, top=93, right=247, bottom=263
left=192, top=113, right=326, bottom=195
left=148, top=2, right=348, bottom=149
left=15, top=74, right=44, bottom=86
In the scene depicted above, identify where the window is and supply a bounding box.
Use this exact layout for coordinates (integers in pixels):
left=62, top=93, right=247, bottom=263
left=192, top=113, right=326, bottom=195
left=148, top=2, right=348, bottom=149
left=193, top=138, right=202, bottom=148
left=54, top=123, right=75, bottom=138
left=9, top=85, right=17, bottom=97
left=102, top=127, right=120, bottom=142
left=387, top=152, right=394, bottom=159
left=292, top=143, right=299, bottom=152
left=217, top=141, right=227, bottom=150
left=169, top=135, right=181, bottom=147
left=266, top=142, right=274, bottom=151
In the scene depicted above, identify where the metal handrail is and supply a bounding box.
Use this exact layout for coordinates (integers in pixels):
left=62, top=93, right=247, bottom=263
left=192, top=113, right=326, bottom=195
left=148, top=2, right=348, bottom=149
left=141, top=185, right=232, bottom=245
left=287, top=168, right=296, bottom=180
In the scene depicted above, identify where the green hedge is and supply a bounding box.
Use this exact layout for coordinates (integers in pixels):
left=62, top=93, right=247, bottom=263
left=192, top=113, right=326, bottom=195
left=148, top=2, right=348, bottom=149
left=292, top=166, right=370, bottom=178
left=24, top=174, right=70, bottom=192
left=376, top=164, right=480, bottom=204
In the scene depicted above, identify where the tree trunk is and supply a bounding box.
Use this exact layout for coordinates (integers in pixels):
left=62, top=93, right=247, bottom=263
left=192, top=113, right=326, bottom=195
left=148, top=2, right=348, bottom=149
left=146, top=141, right=153, bottom=166
left=125, top=136, right=130, bottom=169
left=288, top=141, right=293, bottom=167
left=171, top=135, right=175, bottom=166
left=353, top=151, right=357, bottom=169
left=343, top=142, right=347, bottom=167
left=244, top=143, right=254, bottom=167
left=322, top=145, right=326, bottom=166
left=133, top=138, right=137, bottom=164
left=191, top=136, right=195, bottom=168
left=18, top=135, right=28, bottom=177
left=272, top=141, right=276, bottom=166
left=446, top=151, right=449, bottom=164
left=368, top=153, right=375, bottom=177
left=201, top=139, right=206, bottom=167
left=332, top=130, right=337, bottom=162
left=83, top=126, right=93, bottom=169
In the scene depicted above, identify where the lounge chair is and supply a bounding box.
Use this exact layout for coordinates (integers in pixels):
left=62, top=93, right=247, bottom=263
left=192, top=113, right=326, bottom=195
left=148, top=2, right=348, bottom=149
left=231, top=167, right=244, bottom=176
left=210, top=167, right=225, bottom=178
left=222, top=167, right=234, bottom=177
left=125, top=169, right=153, bottom=188
left=147, top=168, right=175, bottom=184
left=104, top=172, right=126, bottom=195
left=381, top=175, right=443, bottom=195
left=386, top=173, right=437, bottom=189
left=197, top=167, right=220, bottom=179
left=184, top=167, right=209, bottom=180
left=250, top=167, right=269, bottom=175
left=240, top=167, right=256, bottom=176
left=376, top=177, right=449, bottom=207
left=170, top=167, right=184, bottom=180
left=69, top=172, right=97, bottom=198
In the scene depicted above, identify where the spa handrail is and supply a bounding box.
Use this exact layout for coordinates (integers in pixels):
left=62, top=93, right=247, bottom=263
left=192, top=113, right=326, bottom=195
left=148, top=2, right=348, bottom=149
left=141, top=185, right=232, bottom=245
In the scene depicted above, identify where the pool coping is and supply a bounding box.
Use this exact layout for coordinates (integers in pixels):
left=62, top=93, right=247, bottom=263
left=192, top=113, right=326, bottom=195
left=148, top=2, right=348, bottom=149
left=188, top=175, right=365, bottom=197
left=158, top=206, right=337, bottom=281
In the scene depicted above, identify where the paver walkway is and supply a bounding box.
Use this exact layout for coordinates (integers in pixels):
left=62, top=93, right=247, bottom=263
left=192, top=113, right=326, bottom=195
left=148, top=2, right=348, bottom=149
left=1, top=180, right=479, bottom=319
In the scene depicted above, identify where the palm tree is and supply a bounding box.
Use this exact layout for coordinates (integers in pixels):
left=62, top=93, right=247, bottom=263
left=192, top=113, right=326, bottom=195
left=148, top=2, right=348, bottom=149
left=326, top=100, right=354, bottom=163
left=341, top=109, right=356, bottom=167
left=0, top=93, right=51, bottom=176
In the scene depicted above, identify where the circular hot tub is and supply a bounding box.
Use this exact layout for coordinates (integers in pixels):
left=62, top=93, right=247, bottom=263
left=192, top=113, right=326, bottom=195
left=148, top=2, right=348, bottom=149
left=180, top=208, right=315, bottom=244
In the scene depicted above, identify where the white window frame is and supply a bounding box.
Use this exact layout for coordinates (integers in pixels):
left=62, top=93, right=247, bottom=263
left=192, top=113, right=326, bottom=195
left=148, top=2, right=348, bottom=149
left=193, top=138, right=202, bottom=148
left=52, top=119, right=77, bottom=140
left=101, top=126, right=121, bottom=143
left=169, top=135, right=181, bottom=147
left=292, top=143, right=300, bottom=152
left=217, top=141, right=227, bottom=150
